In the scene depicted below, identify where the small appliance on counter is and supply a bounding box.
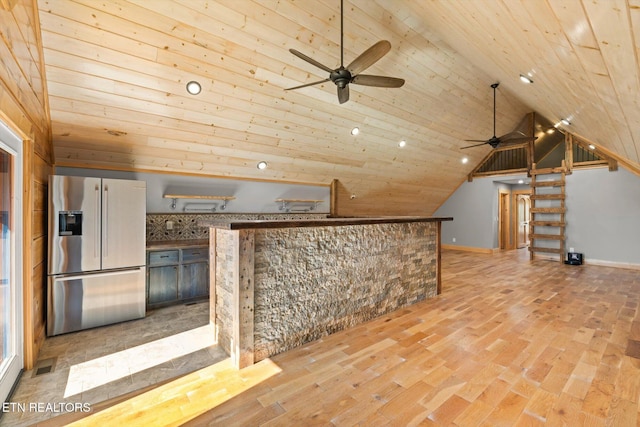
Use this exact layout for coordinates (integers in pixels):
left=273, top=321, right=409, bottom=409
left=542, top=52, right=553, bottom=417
left=564, top=252, right=583, bottom=266
left=47, top=175, right=147, bottom=336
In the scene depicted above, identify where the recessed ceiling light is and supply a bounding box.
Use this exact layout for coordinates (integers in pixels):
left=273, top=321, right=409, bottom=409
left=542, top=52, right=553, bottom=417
left=588, top=144, right=596, bottom=150
left=518, top=179, right=524, bottom=184
left=519, top=74, right=533, bottom=84
left=398, top=140, right=406, bottom=148
left=546, top=128, right=555, bottom=134
left=351, top=127, right=359, bottom=136
left=461, top=157, right=469, bottom=164
left=561, top=118, right=571, bottom=126
left=257, top=161, right=268, bottom=170
left=186, top=81, right=202, bottom=95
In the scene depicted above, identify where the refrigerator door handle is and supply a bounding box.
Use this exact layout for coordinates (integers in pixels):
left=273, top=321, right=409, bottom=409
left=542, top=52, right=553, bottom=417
left=103, top=184, right=108, bottom=257
left=53, top=267, right=144, bottom=281
left=95, top=183, right=100, bottom=258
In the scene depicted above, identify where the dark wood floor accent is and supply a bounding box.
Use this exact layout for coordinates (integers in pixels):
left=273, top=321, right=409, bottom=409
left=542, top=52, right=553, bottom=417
left=53, top=249, right=640, bottom=426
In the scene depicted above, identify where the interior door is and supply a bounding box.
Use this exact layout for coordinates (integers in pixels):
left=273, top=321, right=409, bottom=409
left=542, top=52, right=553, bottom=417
left=517, top=194, right=531, bottom=248
left=498, top=191, right=510, bottom=250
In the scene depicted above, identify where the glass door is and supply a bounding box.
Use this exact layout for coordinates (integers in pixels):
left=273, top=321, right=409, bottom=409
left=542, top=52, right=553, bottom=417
left=0, top=121, right=23, bottom=403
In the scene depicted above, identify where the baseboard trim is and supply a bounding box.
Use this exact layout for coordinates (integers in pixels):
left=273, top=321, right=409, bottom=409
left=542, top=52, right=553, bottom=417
left=584, top=259, right=640, bottom=271
left=441, top=244, right=499, bottom=254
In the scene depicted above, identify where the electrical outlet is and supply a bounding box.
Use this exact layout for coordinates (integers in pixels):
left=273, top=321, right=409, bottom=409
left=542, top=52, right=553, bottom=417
left=166, top=221, right=174, bottom=230
left=452, top=237, right=456, bottom=243
left=569, top=247, right=574, bottom=252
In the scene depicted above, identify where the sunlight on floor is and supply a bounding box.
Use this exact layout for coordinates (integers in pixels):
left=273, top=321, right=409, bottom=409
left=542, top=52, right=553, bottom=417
left=64, top=324, right=216, bottom=398
left=67, top=357, right=283, bottom=426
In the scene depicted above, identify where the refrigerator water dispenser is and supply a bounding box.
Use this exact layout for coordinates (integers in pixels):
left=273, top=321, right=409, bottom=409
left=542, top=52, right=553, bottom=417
left=58, top=211, right=83, bottom=236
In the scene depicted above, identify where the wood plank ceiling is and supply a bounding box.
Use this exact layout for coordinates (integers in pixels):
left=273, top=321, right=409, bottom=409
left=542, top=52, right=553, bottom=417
left=36, top=0, right=640, bottom=215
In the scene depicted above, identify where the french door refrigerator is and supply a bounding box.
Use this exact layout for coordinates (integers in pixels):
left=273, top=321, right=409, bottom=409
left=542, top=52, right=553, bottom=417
left=47, top=175, right=147, bottom=336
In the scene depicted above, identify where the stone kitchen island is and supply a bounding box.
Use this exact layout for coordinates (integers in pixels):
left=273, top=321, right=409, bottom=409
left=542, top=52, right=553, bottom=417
left=206, top=216, right=452, bottom=368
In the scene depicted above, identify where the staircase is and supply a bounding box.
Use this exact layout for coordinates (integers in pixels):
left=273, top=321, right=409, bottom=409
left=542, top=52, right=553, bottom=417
left=529, top=162, right=567, bottom=262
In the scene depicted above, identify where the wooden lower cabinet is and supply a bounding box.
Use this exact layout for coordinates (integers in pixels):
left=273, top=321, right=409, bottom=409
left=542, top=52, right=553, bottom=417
left=181, top=262, right=209, bottom=299
left=146, top=245, right=209, bottom=308
left=148, top=264, right=179, bottom=305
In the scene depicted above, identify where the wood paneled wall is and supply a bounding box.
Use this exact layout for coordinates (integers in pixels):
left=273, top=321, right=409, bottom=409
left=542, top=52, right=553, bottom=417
left=0, top=0, right=52, bottom=369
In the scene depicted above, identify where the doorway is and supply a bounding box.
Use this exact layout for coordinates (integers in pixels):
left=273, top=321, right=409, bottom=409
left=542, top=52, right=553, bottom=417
left=498, top=190, right=510, bottom=250
left=515, top=192, right=531, bottom=248
left=0, top=121, right=23, bottom=403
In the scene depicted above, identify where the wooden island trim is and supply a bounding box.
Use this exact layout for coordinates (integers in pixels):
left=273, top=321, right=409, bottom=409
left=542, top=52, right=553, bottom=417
left=209, top=216, right=452, bottom=369
left=206, top=215, right=452, bottom=230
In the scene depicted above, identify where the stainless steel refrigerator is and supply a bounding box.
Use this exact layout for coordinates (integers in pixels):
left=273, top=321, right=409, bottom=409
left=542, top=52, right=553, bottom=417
left=47, top=175, right=147, bottom=336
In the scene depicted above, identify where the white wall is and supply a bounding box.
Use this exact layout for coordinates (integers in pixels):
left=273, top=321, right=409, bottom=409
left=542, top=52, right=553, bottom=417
left=435, top=166, right=640, bottom=266
left=434, top=175, right=522, bottom=249
left=55, top=167, right=331, bottom=214
left=566, top=167, right=640, bottom=265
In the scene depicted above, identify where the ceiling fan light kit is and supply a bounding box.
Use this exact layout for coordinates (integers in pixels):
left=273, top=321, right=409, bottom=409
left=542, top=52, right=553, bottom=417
left=285, top=0, right=404, bottom=104
left=461, top=82, right=537, bottom=150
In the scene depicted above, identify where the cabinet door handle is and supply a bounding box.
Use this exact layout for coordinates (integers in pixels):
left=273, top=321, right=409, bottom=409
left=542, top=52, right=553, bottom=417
left=160, top=255, right=170, bottom=258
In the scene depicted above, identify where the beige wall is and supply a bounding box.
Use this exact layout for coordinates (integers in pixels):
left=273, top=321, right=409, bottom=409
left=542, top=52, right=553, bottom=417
left=1, top=0, right=53, bottom=368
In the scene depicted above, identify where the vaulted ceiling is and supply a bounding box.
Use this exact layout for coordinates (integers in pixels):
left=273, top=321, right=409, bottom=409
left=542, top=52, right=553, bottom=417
left=36, top=0, right=640, bottom=215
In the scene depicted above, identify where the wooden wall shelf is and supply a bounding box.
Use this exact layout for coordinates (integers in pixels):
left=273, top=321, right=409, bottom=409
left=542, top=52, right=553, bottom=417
left=164, top=194, right=236, bottom=201
left=275, top=198, right=324, bottom=212
left=164, top=194, right=235, bottom=210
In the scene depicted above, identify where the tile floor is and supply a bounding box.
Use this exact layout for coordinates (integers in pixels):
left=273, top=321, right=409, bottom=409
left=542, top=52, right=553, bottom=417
left=0, top=300, right=227, bottom=427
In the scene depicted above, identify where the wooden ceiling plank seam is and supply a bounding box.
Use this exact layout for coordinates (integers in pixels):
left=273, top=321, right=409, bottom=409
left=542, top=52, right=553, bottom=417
left=513, top=0, right=633, bottom=158
left=0, top=14, right=48, bottom=134
left=48, top=102, right=453, bottom=166
left=403, top=1, right=534, bottom=131
left=54, top=137, right=451, bottom=183
left=40, top=1, right=512, bottom=150
left=416, top=0, right=636, bottom=166
left=580, top=0, right=640, bottom=162
left=40, top=30, right=432, bottom=143
left=30, top=0, right=640, bottom=215
left=44, top=63, right=473, bottom=160
left=184, top=0, right=496, bottom=123
left=4, top=1, right=47, bottom=107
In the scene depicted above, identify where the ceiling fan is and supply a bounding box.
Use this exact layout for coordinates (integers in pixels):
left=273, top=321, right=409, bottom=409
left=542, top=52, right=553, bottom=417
left=461, top=83, right=537, bottom=149
left=284, top=0, right=404, bottom=104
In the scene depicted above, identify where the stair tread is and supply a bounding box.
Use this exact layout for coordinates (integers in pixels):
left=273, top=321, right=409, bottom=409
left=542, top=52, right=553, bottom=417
left=531, top=234, right=565, bottom=240
left=532, top=180, right=564, bottom=187
left=530, top=221, right=566, bottom=227
left=530, top=167, right=567, bottom=175
left=531, top=207, right=566, bottom=213
left=531, top=194, right=565, bottom=200
left=529, top=246, right=564, bottom=254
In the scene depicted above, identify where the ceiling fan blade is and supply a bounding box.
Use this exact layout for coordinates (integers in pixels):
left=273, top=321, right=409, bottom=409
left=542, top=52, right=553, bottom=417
left=464, top=139, right=490, bottom=143
left=289, top=49, right=334, bottom=73
left=338, top=85, right=349, bottom=104
left=351, top=74, right=405, bottom=88
left=346, top=40, right=391, bottom=75
left=285, top=78, right=330, bottom=90
left=461, top=142, right=489, bottom=149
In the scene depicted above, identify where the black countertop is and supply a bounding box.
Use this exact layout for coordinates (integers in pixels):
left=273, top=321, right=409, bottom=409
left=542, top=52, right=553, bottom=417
left=200, top=216, right=453, bottom=230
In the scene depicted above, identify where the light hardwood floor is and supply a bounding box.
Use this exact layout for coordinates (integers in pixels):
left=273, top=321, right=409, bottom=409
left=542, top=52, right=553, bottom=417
left=48, top=249, right=640, bottom=426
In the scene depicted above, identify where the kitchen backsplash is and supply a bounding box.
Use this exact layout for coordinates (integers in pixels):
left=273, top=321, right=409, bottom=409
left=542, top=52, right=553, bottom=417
left=146, top=213, right=329, bottom=242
